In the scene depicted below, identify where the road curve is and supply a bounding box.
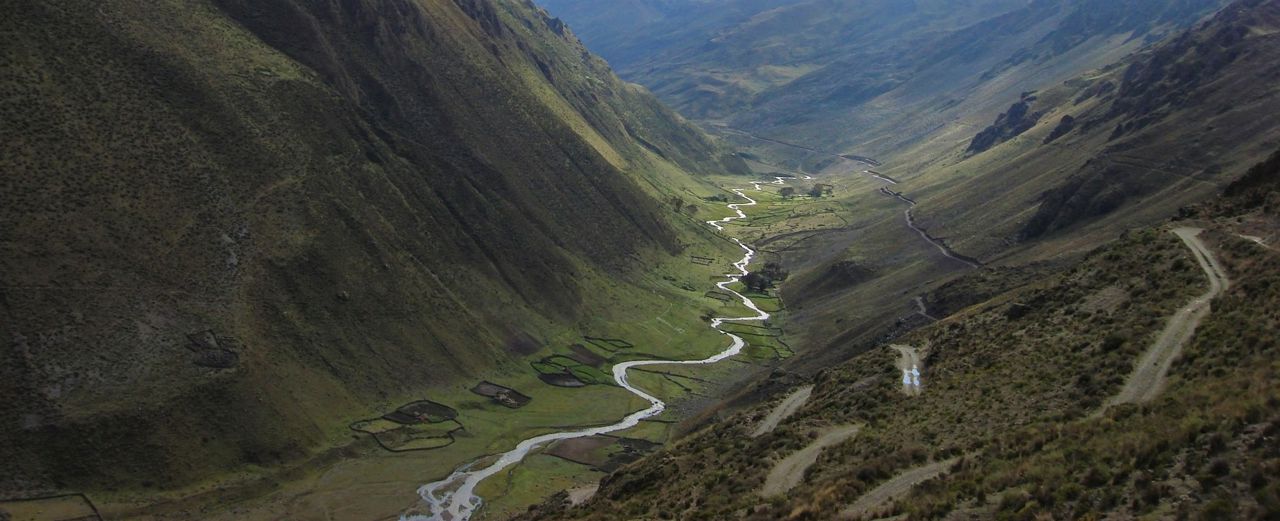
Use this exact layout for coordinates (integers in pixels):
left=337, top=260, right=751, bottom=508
left=761, top=424, right=862, bottom=497
left=404, top=189, right=776, bottom=521
left=1238, top=233, right=1273, bottom=251
left=837, top=458, right=959, bottom=519
left=913, top=296, right=938, bottom=321
left=751, top=385, right=815, bottom=438
left=879, top=188, right=980, bottom=268
left=1106, top=227, right=1229, bottom=407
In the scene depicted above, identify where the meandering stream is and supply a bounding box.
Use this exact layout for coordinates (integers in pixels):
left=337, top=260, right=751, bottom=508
left=404, top=188, right=772, bottom=521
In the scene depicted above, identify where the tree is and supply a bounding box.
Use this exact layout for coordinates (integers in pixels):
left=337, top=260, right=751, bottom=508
left=741, top=263, right=788, bottom=293
left=779, top=187, right=796, bottom=198
left=669, top=196, right=685, bottom=212
left=762, top=262, right=788, bottom=281
left=741, top=272, right=771, bottom=292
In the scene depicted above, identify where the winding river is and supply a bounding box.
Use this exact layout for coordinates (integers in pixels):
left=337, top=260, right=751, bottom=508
left=404, top=188, right=771, bottom=521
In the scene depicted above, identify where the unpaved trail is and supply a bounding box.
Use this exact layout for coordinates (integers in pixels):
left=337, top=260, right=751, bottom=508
left=751, top=385, right=814, bottom=437
left=838, top=458, right=959, bottom=519
left=867, top=170, right=898, bottom=184
left=913, top=296, right=938, bottom=321
left=1106, top=227, right=1229, bottom=408
left=761, top=425, right=861, bottom=497
left=1238, top=233, right=1273, bottom=250
left=890, top=345, right=923, bottom=396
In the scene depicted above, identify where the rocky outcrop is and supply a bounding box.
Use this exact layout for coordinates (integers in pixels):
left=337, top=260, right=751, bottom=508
left=966, top=96, right=1044, bottom=155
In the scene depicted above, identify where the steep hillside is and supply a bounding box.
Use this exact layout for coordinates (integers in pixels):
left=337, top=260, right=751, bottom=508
left=902, top=0, right=1280, bottom=261
left=0, top=0, right=742, bottom=498
left=752, top=0, right=1280, bottom=371
left=516, top=150, right=1280, bottom=521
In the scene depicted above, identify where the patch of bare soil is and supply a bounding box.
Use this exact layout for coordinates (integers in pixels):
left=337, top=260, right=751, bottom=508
left=545, top=436, right=617, bottom=467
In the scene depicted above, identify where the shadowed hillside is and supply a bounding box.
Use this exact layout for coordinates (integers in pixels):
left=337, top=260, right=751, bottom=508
left=0, top=0, right=743, bottom=496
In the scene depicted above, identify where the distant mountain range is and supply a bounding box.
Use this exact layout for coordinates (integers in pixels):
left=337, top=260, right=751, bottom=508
left=540, top=0, right=1232, bottom=157
left=907, top=0, right=1280, bottom=260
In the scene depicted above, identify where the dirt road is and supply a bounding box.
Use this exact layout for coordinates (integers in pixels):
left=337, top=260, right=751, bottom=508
left=1107, top=227, right=1229, bottom=407
left=761, top=425, right=861, bottom=496
left=752, top=385, right=815, bottom=437
left=878, top=188, right=980, bottom=268
left=838, top=458, right=959, bottom=519
left=566, top=484, right=598, bottom=506
left=913, top=296, right=938, bottom=321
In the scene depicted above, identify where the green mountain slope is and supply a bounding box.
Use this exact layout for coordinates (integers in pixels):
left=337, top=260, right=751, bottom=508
left=0, top=0, right=742, bottom=496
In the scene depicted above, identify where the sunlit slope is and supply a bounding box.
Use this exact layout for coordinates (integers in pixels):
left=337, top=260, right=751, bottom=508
left=900, top=0, right=1280, bottom=262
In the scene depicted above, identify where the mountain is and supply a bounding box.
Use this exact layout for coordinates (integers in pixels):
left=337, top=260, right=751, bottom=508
left=539, top=0, right=1229, bottom=158
left=0, top=0, right=743, bottom=496
left=506, top=2, right=1280, bottom=518
left=901, top=0, right=1280, bottom=261
left=677, top=0, right=1280, bottom=370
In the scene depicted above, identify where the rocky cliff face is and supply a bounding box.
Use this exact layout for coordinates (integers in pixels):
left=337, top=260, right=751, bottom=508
left=0, top=0, right=741, bottom=491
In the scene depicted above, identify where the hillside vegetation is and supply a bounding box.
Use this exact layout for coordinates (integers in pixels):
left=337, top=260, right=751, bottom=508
left=515, top=148, right=1280, bottom=521
left=0, top=0, right=743, bottom=501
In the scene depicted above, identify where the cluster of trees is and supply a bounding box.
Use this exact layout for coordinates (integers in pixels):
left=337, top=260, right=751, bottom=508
left=741, top=262, right=788, bottom=292
left=779, top=184, right=833, bottom=199
left=668, top=196, right=699, bottom=216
